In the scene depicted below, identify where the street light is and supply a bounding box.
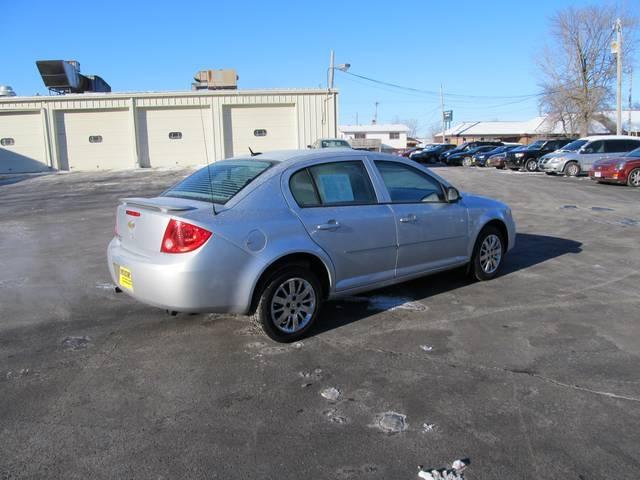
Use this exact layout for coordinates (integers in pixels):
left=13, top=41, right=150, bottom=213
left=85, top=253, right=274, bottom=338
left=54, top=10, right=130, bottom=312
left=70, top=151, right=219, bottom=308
left=327, top=50, right=350, bottom=90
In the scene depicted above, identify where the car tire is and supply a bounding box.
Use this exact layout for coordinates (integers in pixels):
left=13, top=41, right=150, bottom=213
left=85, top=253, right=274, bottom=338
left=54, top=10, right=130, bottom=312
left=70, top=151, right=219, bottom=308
left=470, top=226, right=505, bottom=281
left=545, top=172, right=555, bottom=175
left=628, top=168, right=640, bottom=187
left=251, top=266, right=322, bottom=343
left=525, top=159, right=538, bottom=172
left=564, top=162, right=580, bottom=177
left=462, top=157, right=472, bottom=167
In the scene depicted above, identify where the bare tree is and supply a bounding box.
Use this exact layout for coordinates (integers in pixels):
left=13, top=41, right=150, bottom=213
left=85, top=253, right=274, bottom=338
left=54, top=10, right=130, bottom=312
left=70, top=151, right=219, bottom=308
left=392, top=117, right=420, bottom=138
left=537, top=5, right=636, bottom=137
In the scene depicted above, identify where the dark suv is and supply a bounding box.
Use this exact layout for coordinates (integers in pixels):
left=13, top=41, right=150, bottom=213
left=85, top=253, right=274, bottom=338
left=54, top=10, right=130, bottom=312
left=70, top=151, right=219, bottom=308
left=411, top=144, right=455, bottom=163
left=505, top=138, right=572, bottom=172
left=440, top=141, right=503, bottom=162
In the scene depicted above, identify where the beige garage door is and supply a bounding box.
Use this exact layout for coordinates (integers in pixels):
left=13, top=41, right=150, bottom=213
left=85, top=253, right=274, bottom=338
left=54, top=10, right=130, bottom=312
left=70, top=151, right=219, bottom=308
left=56, top=110, right=131, bottom=170
left=0, top=112, right=49, bottom=173
left=137, top=107, right=212, bottom=168
left=223, top=105, right=296, bottom=158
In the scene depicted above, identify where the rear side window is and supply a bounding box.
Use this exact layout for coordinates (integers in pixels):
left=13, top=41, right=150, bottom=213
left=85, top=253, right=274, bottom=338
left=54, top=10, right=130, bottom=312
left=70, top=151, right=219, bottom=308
left=163, top=160, right=273, bottom=204
left=604, top=140, right=634, bottom=153
left=290, top=161, right=376, bottom=207
left=375, top=161, right=445, bottom=203
left=290, top=169, right=320, bottom=207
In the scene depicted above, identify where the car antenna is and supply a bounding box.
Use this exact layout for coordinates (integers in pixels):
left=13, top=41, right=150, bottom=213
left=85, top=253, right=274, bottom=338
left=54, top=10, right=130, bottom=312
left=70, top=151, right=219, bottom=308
left=198, top=96, right=216, bottom=215
left=248, top=147, right=261, bottom=157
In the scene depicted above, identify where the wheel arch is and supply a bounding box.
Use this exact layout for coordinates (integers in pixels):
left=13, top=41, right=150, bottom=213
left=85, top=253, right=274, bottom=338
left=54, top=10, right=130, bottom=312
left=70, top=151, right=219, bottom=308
left=248, top=252, right=333, bottom=315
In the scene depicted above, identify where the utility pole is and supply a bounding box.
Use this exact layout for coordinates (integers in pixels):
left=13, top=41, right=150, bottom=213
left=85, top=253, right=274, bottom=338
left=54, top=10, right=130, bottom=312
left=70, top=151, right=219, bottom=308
left=629, top=67, right=633, bottom=133
left=615, top=19, right=623, bottom=135
left=328, top=50, right=335, bottom=90
left=440, top=84, right=445, bottom=143
left=373, top=102, right=379, bottom=124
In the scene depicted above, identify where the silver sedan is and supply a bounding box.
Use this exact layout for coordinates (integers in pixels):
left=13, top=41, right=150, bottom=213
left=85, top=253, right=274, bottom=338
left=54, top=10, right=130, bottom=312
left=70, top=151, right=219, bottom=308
left=108, top=149, right=515, bottom=342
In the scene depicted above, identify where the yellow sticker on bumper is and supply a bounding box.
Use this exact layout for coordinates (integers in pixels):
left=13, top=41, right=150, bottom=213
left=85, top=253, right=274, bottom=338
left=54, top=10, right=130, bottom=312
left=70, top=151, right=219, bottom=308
left=119, top=266, right=133, bottom=291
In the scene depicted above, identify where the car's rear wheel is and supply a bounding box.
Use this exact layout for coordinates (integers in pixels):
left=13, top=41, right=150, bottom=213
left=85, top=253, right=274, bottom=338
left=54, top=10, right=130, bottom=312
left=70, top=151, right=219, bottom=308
left=251, top=266, right=322, bottom=342
left=462, top=157, right=472, bottom=167
left=525, top=159, right=538, bottom=172
left=628, top=168, right=640, bottom=187
left=471, top=226, right=505, bottom=281
left=564, top=162, right=580, bottom=177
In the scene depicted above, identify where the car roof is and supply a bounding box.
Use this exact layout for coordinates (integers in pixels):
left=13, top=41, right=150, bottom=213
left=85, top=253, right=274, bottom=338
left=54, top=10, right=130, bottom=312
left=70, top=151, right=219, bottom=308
left=580, top=135, right=640, bottom=141
left=228, top=148, right=395, bottom=164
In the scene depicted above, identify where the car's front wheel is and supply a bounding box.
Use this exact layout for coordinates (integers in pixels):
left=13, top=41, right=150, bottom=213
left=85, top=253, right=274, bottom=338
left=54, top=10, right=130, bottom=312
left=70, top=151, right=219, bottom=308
left=525, top=159, right=538, bottom=172
left=462, top=157, right=472, bottom=167
left=471, top=226, right=505, bottom=281
left=251, top=266, right=322, bottom=342
left=564, top=162, right=580, bottom=177
left=628, top=168, right=640, bottom=187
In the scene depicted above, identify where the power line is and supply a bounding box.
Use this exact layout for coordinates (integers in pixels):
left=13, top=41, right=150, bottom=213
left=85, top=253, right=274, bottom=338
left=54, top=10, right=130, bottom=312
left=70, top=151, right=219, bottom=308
left=340, top=70, right=544, bottom=100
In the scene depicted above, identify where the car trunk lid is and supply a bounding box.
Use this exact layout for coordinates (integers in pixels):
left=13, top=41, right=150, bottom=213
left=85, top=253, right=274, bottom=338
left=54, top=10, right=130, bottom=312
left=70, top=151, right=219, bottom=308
left=115, top=197, right=214, bottom=256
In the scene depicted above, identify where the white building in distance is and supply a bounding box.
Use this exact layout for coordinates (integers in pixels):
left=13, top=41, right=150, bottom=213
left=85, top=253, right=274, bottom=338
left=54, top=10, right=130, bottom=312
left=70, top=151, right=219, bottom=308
left=340, top=123, right=409, bottom=152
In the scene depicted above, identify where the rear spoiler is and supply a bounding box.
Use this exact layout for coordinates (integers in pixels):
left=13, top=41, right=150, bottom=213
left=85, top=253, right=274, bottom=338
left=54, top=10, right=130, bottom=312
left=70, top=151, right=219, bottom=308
left=119, top=197, right=196, bottom=213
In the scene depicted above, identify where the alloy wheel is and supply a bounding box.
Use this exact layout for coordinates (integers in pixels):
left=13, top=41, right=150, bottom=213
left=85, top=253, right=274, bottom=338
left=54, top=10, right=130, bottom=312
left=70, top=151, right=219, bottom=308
left=526, top=159, right=537, bottom=172
left=270, top=277, right=316, bottom=333
left=479, top=234, right=502, bottom=274
left=629, top=169, right=640, bottom=187
left=566, top=163, right=579, bottom=177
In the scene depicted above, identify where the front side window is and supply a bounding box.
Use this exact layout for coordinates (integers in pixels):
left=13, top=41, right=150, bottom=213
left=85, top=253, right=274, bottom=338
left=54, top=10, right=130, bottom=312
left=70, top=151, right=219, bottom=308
left=290, top=161, right=376, bottom=207
left=375, top=161, right=445, bottom=203
left=586, top=141, right=605, bottom=153
left=163, top=159, right=273, bottom=204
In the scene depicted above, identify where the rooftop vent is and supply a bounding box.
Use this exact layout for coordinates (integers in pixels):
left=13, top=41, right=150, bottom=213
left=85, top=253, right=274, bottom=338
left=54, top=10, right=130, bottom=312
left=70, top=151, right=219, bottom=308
left=192, top=69, right=238, bottom=91
left=36, top=60, right=111, bottom=94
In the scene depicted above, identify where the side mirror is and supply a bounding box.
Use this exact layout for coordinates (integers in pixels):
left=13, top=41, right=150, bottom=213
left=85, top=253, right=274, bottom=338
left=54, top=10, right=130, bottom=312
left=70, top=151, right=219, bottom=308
left=582, top=147, right=593, bottom=154
left=447, top=186, right=461, bottom=202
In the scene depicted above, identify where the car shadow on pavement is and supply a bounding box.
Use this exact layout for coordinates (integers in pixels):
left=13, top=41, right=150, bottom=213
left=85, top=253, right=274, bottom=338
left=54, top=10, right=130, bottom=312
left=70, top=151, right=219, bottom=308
left=311, top=233, right=582, bottom=336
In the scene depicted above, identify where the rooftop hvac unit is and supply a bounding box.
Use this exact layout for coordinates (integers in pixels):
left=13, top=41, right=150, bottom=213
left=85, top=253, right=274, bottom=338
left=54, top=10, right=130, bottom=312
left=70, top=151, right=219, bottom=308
left=0, top=85, right=16, bottom=97
left=192, top=69, right=238, bottom=90
left=36, top=60, right=111, bottom=94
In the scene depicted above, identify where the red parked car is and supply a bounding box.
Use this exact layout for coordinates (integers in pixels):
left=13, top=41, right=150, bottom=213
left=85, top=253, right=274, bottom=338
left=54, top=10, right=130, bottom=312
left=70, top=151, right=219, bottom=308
left=590, top=147, right=640, bottom=187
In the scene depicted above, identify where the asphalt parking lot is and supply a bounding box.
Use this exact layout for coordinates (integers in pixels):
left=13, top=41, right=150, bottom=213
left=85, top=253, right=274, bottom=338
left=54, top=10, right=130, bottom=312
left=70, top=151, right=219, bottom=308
left=1, top=166, right=639, bottom=479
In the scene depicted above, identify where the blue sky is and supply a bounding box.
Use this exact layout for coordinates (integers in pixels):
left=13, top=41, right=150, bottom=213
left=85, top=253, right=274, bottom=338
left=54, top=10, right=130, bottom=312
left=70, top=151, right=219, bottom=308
left=3, top=0, right=638, bottom=136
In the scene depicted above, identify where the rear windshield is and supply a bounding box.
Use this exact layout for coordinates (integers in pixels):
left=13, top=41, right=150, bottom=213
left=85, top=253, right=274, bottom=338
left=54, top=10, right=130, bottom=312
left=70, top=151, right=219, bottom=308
left=320, top=139, right=351, bottom=148
left=162, top=160, right=274, bottom=204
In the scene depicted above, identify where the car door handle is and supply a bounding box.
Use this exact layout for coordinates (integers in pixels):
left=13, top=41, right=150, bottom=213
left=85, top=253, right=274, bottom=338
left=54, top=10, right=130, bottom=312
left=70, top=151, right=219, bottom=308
left=399, top=214, right=417, bottom=223
left=316, top=220, right=340, bottom=231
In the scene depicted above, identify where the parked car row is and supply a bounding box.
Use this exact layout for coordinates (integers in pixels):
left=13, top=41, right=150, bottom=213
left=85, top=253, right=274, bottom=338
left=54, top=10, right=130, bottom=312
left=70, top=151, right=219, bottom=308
left=444, top=135, right=640, bottom=187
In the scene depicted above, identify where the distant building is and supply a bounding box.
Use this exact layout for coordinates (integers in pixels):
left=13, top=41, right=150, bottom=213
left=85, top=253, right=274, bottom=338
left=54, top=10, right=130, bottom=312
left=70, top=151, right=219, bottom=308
left=340, top=123, right=409, bottom=152
left=432, top=114, right=629, bottom=145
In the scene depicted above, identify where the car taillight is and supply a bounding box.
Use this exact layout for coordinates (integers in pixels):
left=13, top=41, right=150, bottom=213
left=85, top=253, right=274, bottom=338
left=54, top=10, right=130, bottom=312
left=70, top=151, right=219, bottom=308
left=161, top=219, right=212, bottom=254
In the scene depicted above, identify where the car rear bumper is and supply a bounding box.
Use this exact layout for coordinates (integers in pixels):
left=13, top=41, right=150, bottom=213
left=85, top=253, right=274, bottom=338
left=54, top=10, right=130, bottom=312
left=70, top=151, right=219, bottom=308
left=107, top=236, right=252, bottom=314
